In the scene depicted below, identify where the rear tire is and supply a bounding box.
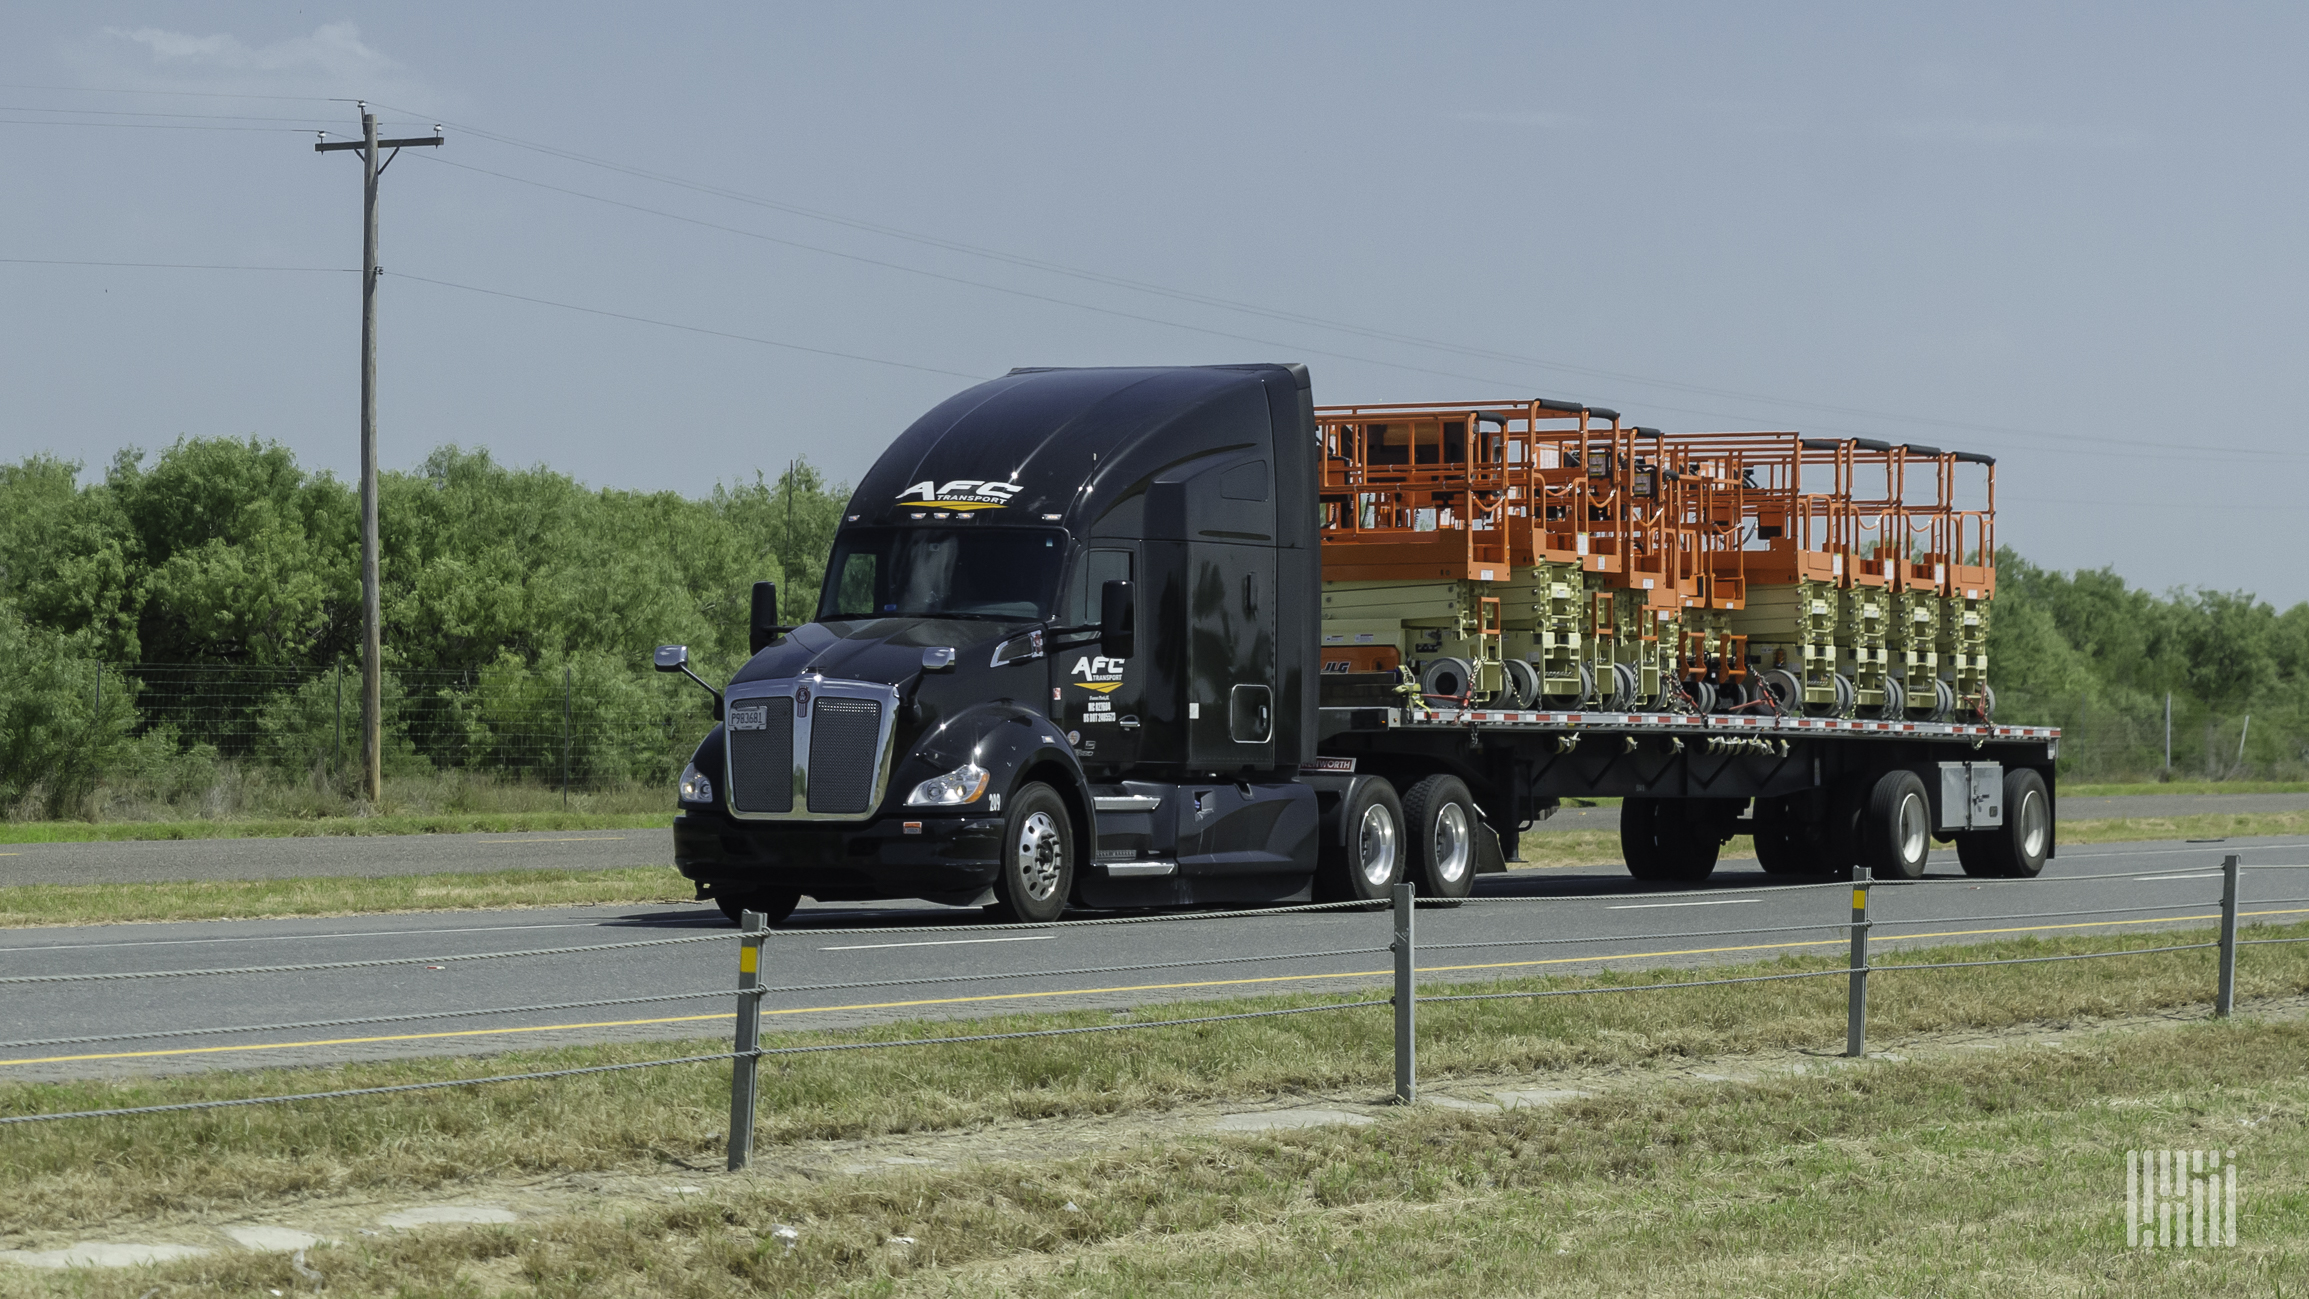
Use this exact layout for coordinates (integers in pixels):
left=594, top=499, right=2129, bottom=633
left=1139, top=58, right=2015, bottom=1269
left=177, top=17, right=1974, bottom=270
left=1955, top=767, right=2050, bottom=878
left=1401, top=775, right=1478, bottom=902
left=716, top=891, right=800, bottom=927
left=1750, top=797, right=1827, bottom=875
left=987, top=782, right=1075, bottom=922
left=1316, top=778, right=1406, bottom=902
left=1620, top=797, right=1724, bottom=883
left=1859, top=769, right=1932, bottom=881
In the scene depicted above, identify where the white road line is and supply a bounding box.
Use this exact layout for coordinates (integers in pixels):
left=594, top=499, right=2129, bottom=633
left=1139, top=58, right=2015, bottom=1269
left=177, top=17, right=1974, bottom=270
left=2134, top=872, right=2222, bottom=882
left=822, top=935, right=1055, bottom=952
left=1605, top=898, right=1762, bottom=910
left=0, top=916, right=706, bottom=954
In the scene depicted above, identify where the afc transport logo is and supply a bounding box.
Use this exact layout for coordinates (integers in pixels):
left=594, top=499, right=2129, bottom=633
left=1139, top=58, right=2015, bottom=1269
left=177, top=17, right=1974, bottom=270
left=1071, top=655, right=1125, bottom=725
left=1070, top=655, right=1126, bottom=694
left=895, top=477, right=1024, bottom=512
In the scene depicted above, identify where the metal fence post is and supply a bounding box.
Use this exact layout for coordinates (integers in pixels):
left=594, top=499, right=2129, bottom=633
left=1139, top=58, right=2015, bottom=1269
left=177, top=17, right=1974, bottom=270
left=726, top=910, right=766, bottom=1171
left=1393, top=881, right=1415, bottom=1105
left=1846, top=864, right=1871, bottom=1058
left=562, top=663, right=572, bottom=810
left=2217, top=853, right=2240, bottom=1018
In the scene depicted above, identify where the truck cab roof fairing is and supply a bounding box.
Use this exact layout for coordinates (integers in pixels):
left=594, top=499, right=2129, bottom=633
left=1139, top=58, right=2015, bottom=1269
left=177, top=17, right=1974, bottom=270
left=845, top=365, right=1315, bottom=543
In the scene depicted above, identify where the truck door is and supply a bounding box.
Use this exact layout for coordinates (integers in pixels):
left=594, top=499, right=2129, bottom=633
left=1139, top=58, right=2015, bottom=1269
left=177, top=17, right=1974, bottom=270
left=1060, top=545, right=1141, bottom=772
left=1186, top=540, right=1278, bottom=769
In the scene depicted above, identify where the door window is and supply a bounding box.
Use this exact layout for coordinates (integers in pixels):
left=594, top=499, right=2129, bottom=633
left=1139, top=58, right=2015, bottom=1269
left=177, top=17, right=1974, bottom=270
left=1068, top=548, right=1134, bottom=625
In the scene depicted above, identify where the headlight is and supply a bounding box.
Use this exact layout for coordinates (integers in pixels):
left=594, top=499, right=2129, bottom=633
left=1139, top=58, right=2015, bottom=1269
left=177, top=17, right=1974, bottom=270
left=678, top=763, right=714, bottom=805
left=906, top=761, right=989, bottom=807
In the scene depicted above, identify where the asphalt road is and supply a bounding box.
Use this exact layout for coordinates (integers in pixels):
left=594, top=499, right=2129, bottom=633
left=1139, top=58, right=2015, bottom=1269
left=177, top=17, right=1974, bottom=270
left=6, top=834, right=2306, bottom=1083
left=1, top=791, right=2298, bottom=887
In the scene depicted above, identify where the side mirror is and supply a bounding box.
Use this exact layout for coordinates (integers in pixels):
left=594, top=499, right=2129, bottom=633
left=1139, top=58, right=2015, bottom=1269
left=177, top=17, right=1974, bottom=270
left=1099, top=579, right=1135, bottom=661
left=749, top=580, right=782, bottom=654
left=653, top=643, right=724, bottom=719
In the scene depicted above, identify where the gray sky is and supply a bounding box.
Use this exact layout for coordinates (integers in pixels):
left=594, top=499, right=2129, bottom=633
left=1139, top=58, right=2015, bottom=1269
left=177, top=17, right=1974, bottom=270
left=4, top=4, right=2304, bottom=603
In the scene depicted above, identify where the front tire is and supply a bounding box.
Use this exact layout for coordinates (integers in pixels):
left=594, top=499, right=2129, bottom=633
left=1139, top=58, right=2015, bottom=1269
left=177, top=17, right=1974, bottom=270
left=1402, top=775, right=1479, bottom=902
left=988, top=782, right=1075, bottom=922
left=716, top=891, right=800, bottom=927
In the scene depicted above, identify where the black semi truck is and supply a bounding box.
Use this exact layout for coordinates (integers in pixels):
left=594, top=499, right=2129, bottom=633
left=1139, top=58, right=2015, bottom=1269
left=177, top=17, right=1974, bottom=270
left=657, top=364, right=2057, bottom=924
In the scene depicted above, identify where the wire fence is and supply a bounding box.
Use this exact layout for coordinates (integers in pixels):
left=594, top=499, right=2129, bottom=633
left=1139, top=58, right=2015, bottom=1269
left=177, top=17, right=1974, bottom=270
left=95, top=660, right=718, bottom=791
left=2007, top=689, right=2309, bottom=782
left=0, top=855, right=2293, bottom=1169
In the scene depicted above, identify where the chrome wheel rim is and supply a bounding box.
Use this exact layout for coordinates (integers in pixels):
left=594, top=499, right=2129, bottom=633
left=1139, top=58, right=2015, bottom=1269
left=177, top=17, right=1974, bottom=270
left=1357, top=803, right=1399, bottom=889
left=1432, top=803, right=1473, bottom=884
left=1013, top=810, right=1064, bottom=902
left=1896, top=791, right=1929, bottom=869
left=2018, top=788, right=2048, bottom=859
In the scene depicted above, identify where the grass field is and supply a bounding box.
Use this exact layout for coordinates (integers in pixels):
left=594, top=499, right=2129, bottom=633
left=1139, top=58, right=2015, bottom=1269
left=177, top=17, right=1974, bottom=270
left=0, top=811, right=673, bottom=846
left=0, top=920, right=2303, bottom=1294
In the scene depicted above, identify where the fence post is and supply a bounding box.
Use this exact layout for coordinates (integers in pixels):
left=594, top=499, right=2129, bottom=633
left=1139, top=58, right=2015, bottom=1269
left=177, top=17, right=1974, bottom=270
left=562, top=664, right=572, bottom=810
left=1392, top=881, right=1416, bottom=1105
left=2217, top=853, right=2239, bottom=1018
left=334, top=666, right=344, bottom=777
left=726, top=910, right=766, bottom=1171
left=1846, top=864, right=1871, bottom=1058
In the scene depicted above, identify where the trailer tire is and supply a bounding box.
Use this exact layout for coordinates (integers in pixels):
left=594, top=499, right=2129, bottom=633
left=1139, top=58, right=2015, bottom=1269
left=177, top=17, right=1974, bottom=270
left=1860, top=769, right=1933, bottom=881
left=716, top=891, right=800, bottom=927
left=1316, top=777, right=1406, bottom=901
left=1620, top=797, right=1721, bottom=882
left=986, top=782, right=1075, bottom=922
left=1402, top=775, right=1478, bottom=903
left=1751, top=797, right=1828, bottom=875
left=1955, top=767, right=2050, bottom=879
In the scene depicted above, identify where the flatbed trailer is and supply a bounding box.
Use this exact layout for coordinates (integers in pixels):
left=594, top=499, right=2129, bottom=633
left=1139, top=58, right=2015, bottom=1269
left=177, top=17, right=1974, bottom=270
left=657, top=365, right=2057, bottom=924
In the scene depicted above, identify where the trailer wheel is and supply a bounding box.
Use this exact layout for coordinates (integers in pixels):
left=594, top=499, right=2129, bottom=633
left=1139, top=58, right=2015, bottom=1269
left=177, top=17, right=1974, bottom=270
left=715, top=891, right=800, bottom=927
left=987, top=782, right=1075, bottom=922
left=1955, top=767, right=2050, bottom=879
left=1750, top=797, right=1827, bottom=875
left=1859, top=770, right=1932, bottom=881
left=1402, top=775, right=1478, bottom=903
left=1316, top=777, right=1405, bottom=901
left=1620, top=797, right=1721, bottom=882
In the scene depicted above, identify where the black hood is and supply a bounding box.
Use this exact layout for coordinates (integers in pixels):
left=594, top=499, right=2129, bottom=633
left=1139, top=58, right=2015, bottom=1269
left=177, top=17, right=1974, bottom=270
left=732, top=618, right=1023, bottom=689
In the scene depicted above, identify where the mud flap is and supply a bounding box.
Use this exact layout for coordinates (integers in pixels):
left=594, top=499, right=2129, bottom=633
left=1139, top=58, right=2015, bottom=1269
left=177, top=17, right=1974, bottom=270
left=1474, top=822, right=1509, bottom=874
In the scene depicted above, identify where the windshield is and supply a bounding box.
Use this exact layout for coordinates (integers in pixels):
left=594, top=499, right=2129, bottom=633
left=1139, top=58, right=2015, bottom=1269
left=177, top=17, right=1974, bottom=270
left=816, top=527, right=1068, bottom=622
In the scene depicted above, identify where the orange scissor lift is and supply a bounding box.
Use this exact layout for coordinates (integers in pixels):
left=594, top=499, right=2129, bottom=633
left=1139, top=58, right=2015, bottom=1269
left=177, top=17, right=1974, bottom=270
left=1315, top=400, right=1998, bottom=719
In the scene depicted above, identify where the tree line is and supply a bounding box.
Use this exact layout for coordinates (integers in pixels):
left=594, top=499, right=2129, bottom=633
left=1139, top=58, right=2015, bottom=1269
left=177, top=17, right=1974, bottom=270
left=1, top=435, right=2302, bottom=813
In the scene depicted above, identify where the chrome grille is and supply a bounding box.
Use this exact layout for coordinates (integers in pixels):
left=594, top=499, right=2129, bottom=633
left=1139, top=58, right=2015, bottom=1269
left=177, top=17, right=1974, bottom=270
left=726, top=698, right=794, bottom=814
left=806, top=697, right=883, bottom=814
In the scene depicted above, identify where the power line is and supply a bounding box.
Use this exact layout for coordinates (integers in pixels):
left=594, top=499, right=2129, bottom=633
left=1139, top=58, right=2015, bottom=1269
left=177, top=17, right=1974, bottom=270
left=409, top=152, right=2305, bottom=463
left=389, top=272, right=991, bottom=381
left=378, top=107, right=2253, bottom=461
left=0, top=118, right=321, bottom=134
left=0, top=83, right=354, bottom=102
left=0, top=104, right=351, bottom=124
left=0, top=257, right=354, bottom=272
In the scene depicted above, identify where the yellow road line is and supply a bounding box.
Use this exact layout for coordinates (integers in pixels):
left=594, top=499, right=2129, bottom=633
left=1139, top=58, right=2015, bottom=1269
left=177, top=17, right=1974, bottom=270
left=6, top=908, right=2302, bottom=1069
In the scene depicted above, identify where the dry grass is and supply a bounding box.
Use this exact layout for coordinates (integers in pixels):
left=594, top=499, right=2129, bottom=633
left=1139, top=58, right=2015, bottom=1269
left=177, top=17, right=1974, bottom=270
left=0, top=867, right=689, bottom=928
left=0, top=919, right=2302, bottom=1242
left=3, top=1005, right=2304, bottom=1295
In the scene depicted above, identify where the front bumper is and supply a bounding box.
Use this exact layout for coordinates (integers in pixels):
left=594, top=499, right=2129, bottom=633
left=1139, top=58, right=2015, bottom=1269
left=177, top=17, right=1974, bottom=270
left=672, top=807, right=1006, bottom=904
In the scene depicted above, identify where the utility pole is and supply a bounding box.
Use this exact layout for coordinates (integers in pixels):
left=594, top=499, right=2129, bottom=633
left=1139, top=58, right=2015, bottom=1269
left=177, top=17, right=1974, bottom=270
left=317, top=106, right=442, bottom=802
